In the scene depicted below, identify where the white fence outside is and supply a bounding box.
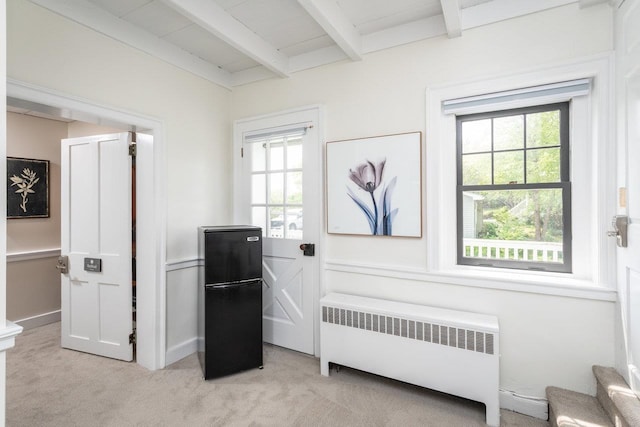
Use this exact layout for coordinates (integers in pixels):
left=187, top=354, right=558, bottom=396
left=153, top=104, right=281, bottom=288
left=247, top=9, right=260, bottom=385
left=463, top=238, right=563, bottom=263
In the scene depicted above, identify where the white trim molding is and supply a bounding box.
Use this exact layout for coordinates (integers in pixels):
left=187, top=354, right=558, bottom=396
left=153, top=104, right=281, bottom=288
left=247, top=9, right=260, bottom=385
left=0, top=321, right=23, bottom=352
left=425, top=54, right=616, bottom=293
left=325, top=260, right=617, bottom=302
left=14, top=310, right=61, bottom=330
left=165, top=337, right=199, bottom=366
left=499, top=389, right=549, bottom=420
left=7, top=248, right=60, bottom=263
left=7, top=79, right=167, bottom=371
left=165, top=257, right=201, bottom=272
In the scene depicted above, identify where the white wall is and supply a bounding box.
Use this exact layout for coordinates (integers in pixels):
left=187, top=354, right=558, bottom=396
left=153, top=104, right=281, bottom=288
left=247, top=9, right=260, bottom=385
left=6, top=0, right=233, bottom=355
left=231, top=3, right=615, bottom=400
left=1, top=0, right=8, bottom=425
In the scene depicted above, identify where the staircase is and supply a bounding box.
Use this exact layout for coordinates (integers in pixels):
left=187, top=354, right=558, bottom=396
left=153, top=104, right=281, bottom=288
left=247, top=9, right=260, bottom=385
left=547, top=366, right=640, bottom=427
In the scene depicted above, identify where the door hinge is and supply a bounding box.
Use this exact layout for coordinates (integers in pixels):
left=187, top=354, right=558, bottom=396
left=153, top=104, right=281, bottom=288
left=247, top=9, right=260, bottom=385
left=241, top=147, right=244, bottom=158
left=129, top=330, right=136, bottom=345
left=129, top=143, right=137, bottom=157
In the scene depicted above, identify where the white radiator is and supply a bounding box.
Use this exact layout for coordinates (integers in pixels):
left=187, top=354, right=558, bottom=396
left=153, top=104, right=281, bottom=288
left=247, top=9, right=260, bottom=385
left=320, top=292, right=500, bottom=427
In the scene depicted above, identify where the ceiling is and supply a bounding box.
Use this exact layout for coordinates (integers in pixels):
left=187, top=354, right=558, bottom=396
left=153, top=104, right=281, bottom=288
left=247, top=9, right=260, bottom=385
left=26, top=0, right=610, bottom=90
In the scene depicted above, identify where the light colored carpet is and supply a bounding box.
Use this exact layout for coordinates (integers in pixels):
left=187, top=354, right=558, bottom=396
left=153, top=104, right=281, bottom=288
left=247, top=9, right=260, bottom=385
left=6, top=322, right=548, bottom=426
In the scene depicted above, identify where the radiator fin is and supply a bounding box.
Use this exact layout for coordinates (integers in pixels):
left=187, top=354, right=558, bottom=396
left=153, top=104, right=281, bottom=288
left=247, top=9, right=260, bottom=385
left=322, top=305, right=496, bottom=356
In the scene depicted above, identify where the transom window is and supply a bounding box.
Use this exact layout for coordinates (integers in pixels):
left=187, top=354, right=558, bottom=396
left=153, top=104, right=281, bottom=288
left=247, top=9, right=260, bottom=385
left=456, top=102, right=572, bottom=272
left=248, top=132, right=303, bottom=239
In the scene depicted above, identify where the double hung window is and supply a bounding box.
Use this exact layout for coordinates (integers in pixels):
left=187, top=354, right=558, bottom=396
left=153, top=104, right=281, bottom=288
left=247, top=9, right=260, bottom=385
left=456, top=102, right=571, bottom=272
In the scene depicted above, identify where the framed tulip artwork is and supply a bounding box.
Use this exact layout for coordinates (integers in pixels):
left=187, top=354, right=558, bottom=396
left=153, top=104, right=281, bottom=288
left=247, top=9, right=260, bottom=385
left=326, top=132, right=422, bottom=237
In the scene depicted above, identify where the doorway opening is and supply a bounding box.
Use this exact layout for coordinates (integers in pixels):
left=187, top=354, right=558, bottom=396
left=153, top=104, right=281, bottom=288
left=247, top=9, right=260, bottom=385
left=7, top=80, right=166, bottom=370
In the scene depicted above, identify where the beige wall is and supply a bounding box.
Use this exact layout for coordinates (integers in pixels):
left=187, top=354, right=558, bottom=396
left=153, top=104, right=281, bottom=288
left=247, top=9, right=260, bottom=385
left=6, top=112, right=64, bottom=252
left=67, top=121, right=125, bottom=138
left=5, top=114, right=129, bottom=322
left=6, top=112, right=66, bottom=321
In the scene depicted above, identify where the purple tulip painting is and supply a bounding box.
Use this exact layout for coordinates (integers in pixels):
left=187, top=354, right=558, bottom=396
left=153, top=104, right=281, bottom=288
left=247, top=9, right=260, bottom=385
left=346, top=159, right=398, bottom=235
left=326, top=132, right=422, bottom=238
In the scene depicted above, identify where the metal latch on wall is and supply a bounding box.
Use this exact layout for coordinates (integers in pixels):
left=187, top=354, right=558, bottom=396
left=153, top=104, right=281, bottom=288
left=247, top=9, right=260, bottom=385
left=56, top=255, right=69, bottom=274
left=607, top=215, right=629, bottom=248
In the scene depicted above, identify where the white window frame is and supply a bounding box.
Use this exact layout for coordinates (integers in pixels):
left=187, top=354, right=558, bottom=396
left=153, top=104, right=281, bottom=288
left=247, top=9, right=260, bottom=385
left=426, top=55, right=616, bottom=294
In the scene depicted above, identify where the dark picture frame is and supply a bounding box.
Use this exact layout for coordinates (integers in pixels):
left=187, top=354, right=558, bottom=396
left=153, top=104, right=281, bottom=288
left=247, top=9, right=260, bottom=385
left=7, top=157, right=50, bottom=219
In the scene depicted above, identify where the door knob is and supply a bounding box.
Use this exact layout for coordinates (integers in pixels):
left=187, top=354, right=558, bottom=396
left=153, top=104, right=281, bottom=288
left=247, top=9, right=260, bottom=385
left=299, top=243, right=315, bottom=256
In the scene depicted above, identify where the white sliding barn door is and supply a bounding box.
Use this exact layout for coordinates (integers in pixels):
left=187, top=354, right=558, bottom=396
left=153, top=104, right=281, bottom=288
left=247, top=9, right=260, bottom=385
left=60, top=133, right=133, bottom=361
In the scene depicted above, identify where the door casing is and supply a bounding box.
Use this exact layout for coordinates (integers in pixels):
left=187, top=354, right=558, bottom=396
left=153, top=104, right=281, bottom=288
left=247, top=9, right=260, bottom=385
left=233, top=105, right=325, bottom=357
left=7, top=79, right=167, bottom=370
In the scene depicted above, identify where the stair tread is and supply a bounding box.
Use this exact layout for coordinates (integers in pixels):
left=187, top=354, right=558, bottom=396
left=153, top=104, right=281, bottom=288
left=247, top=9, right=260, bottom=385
left=593, top=365, right=640, bottom=427
left=546, top=386, right=612, bottom=427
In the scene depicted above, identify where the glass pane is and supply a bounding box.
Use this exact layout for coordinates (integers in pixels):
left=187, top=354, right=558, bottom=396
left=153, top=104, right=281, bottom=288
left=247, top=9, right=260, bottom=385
left=286, top=172, right=303, bottom=204
left=269, top=173, right=284, bottom=204
left=462, top=153, right=492, bottom=185
left=285, top=207, right=303, bottom=240
left=251, top=206, right=266, bottom=236
left=461, top=119, right=491, bottom=153
left=249, top=142, right=265, bottom=172
left=269, top=139, right=284, bottom=171
left=251, top=174, right=266, bottom=204
left=493, top=115, right=524, bottom=151
left=287, top=140, right=303, bottom=169
left=526, top=147, right=560, bottom=183
left=493, top=151, right=524, bottom=185
left=526, top=110, right=560, bottom=148
left=461, top=189, right=564, bottom=263
left=268, top=206, right=284, bottom=239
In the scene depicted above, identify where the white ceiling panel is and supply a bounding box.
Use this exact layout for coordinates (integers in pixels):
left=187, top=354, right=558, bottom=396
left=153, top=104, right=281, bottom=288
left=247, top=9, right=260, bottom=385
left=225, top=0, right=327, bottom=49
left=338, top=0, right=441, bottom=29
left=31, top=0, right=593, bottom=87
left=122, top=1, right=192, bottom=37
left=163, top=24, right=250, bottom=69
left=87, top=0, right=152, bottom=18
left=278, top=34, right=335, bottom=57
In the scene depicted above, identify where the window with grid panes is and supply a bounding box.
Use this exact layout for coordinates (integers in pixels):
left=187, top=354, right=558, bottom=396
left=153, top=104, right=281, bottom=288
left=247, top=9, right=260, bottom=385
left=248, top=132, right=304, bottom=239
left=456, top=102, right=571, bottom=272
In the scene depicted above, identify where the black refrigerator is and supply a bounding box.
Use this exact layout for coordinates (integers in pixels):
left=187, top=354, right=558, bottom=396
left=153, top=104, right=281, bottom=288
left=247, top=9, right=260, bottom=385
left=198, top=226, right=263, bottom=380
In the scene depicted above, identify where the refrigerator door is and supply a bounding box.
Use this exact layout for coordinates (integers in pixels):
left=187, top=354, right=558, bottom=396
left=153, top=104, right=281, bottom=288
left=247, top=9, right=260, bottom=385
left=203, top=226, right=262, bottom=284
left=202, top=279, right=263, bottom=379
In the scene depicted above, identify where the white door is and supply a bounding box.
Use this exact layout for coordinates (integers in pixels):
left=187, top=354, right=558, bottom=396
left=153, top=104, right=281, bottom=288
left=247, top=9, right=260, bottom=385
left=234, top=107, right=321, bottom=355
left=60, top=133, right=133, bottom=361
left=615, top=0, right=640, bottom=393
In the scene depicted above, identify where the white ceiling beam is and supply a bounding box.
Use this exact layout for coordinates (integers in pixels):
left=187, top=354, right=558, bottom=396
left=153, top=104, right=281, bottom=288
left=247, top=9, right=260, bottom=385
left=28, top=0, right=232, bottom=89
left=578, top=0, right=610, bottom=7
left=161, top=0, right=289, bottom=77
left=297, top=0, right=362, bottom=61
left=440, top=0, right=462, bottom=38
left=460, top=0, right=576, bottom=29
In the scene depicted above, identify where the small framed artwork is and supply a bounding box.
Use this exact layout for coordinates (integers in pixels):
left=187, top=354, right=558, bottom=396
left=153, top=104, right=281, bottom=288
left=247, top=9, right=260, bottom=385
left=326, top=132, right=422, bottom=237
left=7, top=157, right=50, bottom=219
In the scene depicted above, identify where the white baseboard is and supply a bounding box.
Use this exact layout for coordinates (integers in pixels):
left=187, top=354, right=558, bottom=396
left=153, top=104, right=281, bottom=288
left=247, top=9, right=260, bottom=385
left=165, top=337, right=198, bottom=366
left=499, top=389, right=548, bottom=420
left=14, top=310, right=61, bottom=330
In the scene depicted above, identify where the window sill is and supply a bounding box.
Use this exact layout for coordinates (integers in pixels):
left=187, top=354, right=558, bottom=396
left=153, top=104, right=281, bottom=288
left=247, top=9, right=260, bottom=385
left=324, top=259, right=617, bottom=302
left=432, top=266, right=616, bottom=301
